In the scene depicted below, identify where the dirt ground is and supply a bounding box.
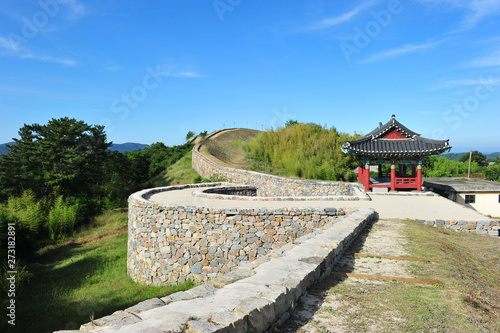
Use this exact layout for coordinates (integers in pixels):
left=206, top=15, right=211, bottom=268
left=274, top=219, right=416, bottom=333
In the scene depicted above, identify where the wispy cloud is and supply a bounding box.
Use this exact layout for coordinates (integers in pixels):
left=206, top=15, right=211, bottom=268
left=20, top=53, right=77, bottom=66
left=0, top=36, right=21, bottom=53
left=65, top=0, right=88, bottom=21
left=360, top=41, right=441, bottom=63
left=417, top=0, right=500, bottom=31
left=308, top=1, right=377, bottom=30
left=432, top=77, right=500, bottom=90
left=176, top=71, right=202, bottom=78
left=468, top=50, right=500, bottom=67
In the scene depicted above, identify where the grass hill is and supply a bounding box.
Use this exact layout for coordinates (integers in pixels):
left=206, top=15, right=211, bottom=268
left=198, top=128, right=261, bottom=169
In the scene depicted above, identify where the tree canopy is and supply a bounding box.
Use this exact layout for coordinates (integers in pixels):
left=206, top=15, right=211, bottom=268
left=459, top=151, right=487, bottom=165
left=0, top=117, right=111, bottom=200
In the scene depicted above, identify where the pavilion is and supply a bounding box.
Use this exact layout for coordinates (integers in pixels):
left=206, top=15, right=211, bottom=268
left=342, top=115, right=452, bottom=192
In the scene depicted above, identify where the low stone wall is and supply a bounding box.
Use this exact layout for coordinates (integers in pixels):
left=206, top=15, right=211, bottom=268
left=61, top=209, right=376, bottom=333
left=128, top=184, right=347, bottom=286
left=192, top=129, right=367, bottom=199
left=416, top=218, right=499, bottom=237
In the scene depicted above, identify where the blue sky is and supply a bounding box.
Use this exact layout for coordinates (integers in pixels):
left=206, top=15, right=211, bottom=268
left=1, top=0, right=499, bottom=153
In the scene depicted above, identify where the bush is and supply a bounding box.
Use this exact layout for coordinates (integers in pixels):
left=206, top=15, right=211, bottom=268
left=244, top=123, right=359, bottom=181
left=48, top=196, right=78, bottom=240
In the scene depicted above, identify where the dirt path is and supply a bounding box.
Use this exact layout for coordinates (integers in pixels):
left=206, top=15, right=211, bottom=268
left=275, top=219, right=414, bottom=332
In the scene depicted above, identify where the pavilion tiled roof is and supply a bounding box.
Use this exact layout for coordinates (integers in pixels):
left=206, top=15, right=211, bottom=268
left=342, top=115, right=451, bottom=158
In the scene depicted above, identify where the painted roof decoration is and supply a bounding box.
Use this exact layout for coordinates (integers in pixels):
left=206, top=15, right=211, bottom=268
left=342, top=115, right=452, bottom=158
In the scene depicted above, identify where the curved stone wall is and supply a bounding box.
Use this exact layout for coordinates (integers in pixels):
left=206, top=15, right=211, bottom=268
left=127, top=183, right=346, bottom=286
left=192, top=129, right=366, bottom=199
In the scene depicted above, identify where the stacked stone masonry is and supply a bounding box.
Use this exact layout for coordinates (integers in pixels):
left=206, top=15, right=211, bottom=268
left=61, top=208, right=376, bottom=333
left=128, top=184, right=347, bottom=286
left=417, top=218, right=499, bottom=237
left=192, top=129, right=364, bottom=199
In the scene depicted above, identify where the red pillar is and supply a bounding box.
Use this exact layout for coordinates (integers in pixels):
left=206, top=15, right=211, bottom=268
left=390, top=163, right=396, bottom=191
left=358, top=165, right=362, bottom=183
left=417, top=164, right=422, bottom=191
left=364, top=163, right=370, bottom=191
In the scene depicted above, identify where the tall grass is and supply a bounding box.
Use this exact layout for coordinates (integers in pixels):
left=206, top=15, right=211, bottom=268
left=244, top=123, right=360, bottom=181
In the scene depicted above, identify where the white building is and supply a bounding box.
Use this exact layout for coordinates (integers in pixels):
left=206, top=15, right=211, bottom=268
left=423, top=178, right=500, bottom=218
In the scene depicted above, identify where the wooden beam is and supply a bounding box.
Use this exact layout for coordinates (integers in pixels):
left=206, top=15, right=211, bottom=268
left=331, top=272, right=441, bottom=285
left=345, top=252, right=430, bottom=262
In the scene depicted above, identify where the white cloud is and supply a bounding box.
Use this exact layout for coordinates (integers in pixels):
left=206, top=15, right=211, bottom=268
left=20, top=53, right=77, bottom=66
left=432, top=77, right=500, bottom=89
left=65, top=0, right=88, bottom=21
left=360, top=41, right=440, bottom=63
left=176, top=71, right=202, bottom=78
left=308, top=1, right=377, bottom=30
left=0, top=36, right=21, bottom=53
left=417, top=0, right=500, bottom=31
left=468, top=50, right=500, bottom=67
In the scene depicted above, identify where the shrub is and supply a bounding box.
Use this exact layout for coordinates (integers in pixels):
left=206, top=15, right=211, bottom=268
left=244, top=123, right=359, bottom=181
left=48, top=196, right=78, bottom=240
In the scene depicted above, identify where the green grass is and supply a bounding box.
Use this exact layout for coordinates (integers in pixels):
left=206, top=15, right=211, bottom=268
left=148, top=149, right=202, bottom=187
left=244, top=123, right=359, bottom=181
left=279, top=219, right=500, bottom=332
left=9, top=210, right=193, bottom=333
left=199, top=128, right=261, bottom=170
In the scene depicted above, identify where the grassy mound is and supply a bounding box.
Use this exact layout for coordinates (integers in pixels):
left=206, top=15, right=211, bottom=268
left=244, top=124, right=360, bottom=181
left=199, top=128, right=260, bottom=169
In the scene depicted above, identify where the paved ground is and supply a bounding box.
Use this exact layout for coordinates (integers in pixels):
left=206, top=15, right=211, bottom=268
left=148, top=188, right=488, bottom=221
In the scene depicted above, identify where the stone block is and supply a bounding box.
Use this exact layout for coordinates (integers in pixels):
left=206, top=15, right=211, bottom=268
left=186, top=320, right=225, bottom=333
left=187, top=284, right=216, bottom=298
left=125, top=298, right=165, bottom=314
left=81, top=310, right=141, bottom=330
left=236, top=297, right=276, bottom=333
left=161, top=291, right=196, bottom=303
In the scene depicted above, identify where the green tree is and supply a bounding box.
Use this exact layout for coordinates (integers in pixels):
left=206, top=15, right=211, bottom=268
left=285, top=119, right=299, bottom=127
left=459, top=151, right=487, bottom=165
left=0, top=117, right=111, bottom=200
left=186, top=131, right=195, bottom=141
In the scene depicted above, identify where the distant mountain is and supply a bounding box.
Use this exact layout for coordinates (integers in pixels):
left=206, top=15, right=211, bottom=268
left=109, top=142, right=149, bottom=153
left=0, top=142, right=15, bottom=155
left=487, top=152, right=500, bottom=161
left=440, top=152, right=500, bottom=161
left=0, top=142, right=149, bottom=154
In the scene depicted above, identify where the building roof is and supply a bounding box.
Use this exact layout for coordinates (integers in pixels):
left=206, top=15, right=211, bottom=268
left=342, top=115, right=451, bottom=159
left=423, top=178, right=500, bottom=192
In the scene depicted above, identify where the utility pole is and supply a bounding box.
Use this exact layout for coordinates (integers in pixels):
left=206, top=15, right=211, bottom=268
left=467, top=150, right=472, bottom=179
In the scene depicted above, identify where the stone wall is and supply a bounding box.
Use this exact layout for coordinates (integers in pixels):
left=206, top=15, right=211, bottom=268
left=416, top=218, right=499, bottom=237
left=192, top=129, right=366, bottom=199
left=128, top=184, right=346, bottom=286
left=62, top=209, right=375, bottom=333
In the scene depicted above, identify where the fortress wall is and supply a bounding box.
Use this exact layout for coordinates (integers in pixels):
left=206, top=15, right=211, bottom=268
left=127, top=184, right=346, bottom=286
left=192, top=129, right=363, bottom=199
